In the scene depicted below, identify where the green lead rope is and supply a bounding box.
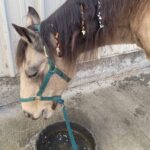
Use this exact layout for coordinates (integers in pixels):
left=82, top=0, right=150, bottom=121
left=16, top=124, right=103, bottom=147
left=63, top=106, right=78, bottom=150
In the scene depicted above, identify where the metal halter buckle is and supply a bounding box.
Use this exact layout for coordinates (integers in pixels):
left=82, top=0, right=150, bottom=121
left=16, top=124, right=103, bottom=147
left=36, top=96, right=41, bottom=100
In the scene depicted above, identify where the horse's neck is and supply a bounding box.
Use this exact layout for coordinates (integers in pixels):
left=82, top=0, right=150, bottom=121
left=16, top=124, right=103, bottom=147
left=99, top=25, right=135, bottom=47
left=98, top=1, right=138, bottom=47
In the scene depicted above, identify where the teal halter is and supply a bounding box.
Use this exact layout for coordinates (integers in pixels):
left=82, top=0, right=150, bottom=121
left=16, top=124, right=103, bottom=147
left=19, top=24, right=78, bottom=150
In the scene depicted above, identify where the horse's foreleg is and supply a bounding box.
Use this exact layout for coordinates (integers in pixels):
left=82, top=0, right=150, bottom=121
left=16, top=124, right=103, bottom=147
left=136, top=29, right=150, bottom=61
left=134, top=10, right=150, bottom=61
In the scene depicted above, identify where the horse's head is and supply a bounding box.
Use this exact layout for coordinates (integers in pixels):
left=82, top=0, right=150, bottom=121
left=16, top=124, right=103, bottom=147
left=12, top=7, right=75, bottom=120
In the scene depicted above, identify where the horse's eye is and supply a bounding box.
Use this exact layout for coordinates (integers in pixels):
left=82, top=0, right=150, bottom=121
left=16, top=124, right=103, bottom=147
left=25, top=67, right=38, bottom=78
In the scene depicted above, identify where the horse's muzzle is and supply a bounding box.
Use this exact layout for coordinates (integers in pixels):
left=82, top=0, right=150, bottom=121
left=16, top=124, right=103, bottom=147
left=23, top=108, right=54, bottom=120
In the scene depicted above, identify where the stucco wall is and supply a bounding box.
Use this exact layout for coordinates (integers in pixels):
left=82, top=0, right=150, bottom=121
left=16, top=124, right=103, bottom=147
left=0, top=10, right=10, bottom=76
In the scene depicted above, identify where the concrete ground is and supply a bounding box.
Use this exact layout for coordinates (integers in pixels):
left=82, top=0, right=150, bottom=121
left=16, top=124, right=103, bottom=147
left=0, top=56, right=150, bottom=149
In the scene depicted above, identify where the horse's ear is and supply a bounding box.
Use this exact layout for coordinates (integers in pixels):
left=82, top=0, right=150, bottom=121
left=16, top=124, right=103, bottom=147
left=26, top=7, right=40, bottom=26
left=12, top=24, right=36, bottom=44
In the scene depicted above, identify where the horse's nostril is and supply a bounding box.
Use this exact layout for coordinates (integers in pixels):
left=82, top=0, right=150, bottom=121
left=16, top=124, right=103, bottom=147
left=24, top=111, right=39, bottom=120
left=51, top=102, right=58, bottom=110
left=23, top=111, right=32, bottom=118
left=31, top=116, right=39, bottom=120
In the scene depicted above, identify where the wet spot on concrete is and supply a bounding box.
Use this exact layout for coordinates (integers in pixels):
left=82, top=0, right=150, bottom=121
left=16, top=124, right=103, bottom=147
left=71, top=96, right=81, bottom=103
left=134, top=106, right=146, bottom=117
left=124, top=76, right=139, bottom=82
left=140, top=74, right=150, bottom=86
left=123, top=118, right=131, bottom=127
left=71, top=92, right=82, bottom=102
left=112, top=74, right=150, bottom=92
left=93, top=91, right=99, bottom=96
left=76, top=92, right=82, bottom=98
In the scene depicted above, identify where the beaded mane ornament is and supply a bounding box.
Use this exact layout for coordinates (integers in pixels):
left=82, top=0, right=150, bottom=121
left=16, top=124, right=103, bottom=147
left=97, top=0, right=104, bottom=29
left=80, top=4, right=86, bottom=36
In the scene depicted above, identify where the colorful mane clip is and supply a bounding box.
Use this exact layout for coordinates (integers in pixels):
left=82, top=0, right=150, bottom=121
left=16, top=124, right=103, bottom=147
left=55, top=32, right=62, bottom=57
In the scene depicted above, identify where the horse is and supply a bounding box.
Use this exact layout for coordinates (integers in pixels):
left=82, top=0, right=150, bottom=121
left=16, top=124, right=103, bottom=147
left=12, top=0, right=150, bottom=120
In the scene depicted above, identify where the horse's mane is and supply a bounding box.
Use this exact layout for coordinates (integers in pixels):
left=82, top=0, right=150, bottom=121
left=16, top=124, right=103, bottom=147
left=40, top=0, right=99, bottom=63
left=16, top=0, right=149, bottom=66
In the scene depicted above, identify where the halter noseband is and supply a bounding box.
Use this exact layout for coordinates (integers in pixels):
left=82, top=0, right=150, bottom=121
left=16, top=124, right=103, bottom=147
left=19, top=25, right=78, bottom=150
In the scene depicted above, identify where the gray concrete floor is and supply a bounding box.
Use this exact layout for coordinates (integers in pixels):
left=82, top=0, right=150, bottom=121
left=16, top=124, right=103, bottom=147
left=0, top=68, right=150, bottom=150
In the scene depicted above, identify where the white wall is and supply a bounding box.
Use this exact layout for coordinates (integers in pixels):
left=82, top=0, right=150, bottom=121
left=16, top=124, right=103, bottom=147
left=0, top=0, right=140, bottom=77
left=44, top=0, right=66, bottom=17
left=0, top=0, right=40, bottom=77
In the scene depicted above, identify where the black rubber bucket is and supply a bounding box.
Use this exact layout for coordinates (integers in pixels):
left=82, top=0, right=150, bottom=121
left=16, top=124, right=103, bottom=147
left=36, top=122, right=96, bottom=150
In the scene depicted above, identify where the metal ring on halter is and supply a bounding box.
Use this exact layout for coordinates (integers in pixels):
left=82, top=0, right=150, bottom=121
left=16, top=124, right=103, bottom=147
left=43, top=46, right=49, bottom=58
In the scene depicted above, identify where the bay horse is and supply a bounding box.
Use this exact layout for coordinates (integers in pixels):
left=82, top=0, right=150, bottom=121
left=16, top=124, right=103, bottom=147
left=12, top=0, right=150, bottom=120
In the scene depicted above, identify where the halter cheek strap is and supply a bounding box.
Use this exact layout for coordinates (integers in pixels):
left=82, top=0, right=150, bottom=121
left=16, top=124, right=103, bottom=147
left=19, top=24, right=78, bottom=150
left=37, top=58, right=71, bottom=96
